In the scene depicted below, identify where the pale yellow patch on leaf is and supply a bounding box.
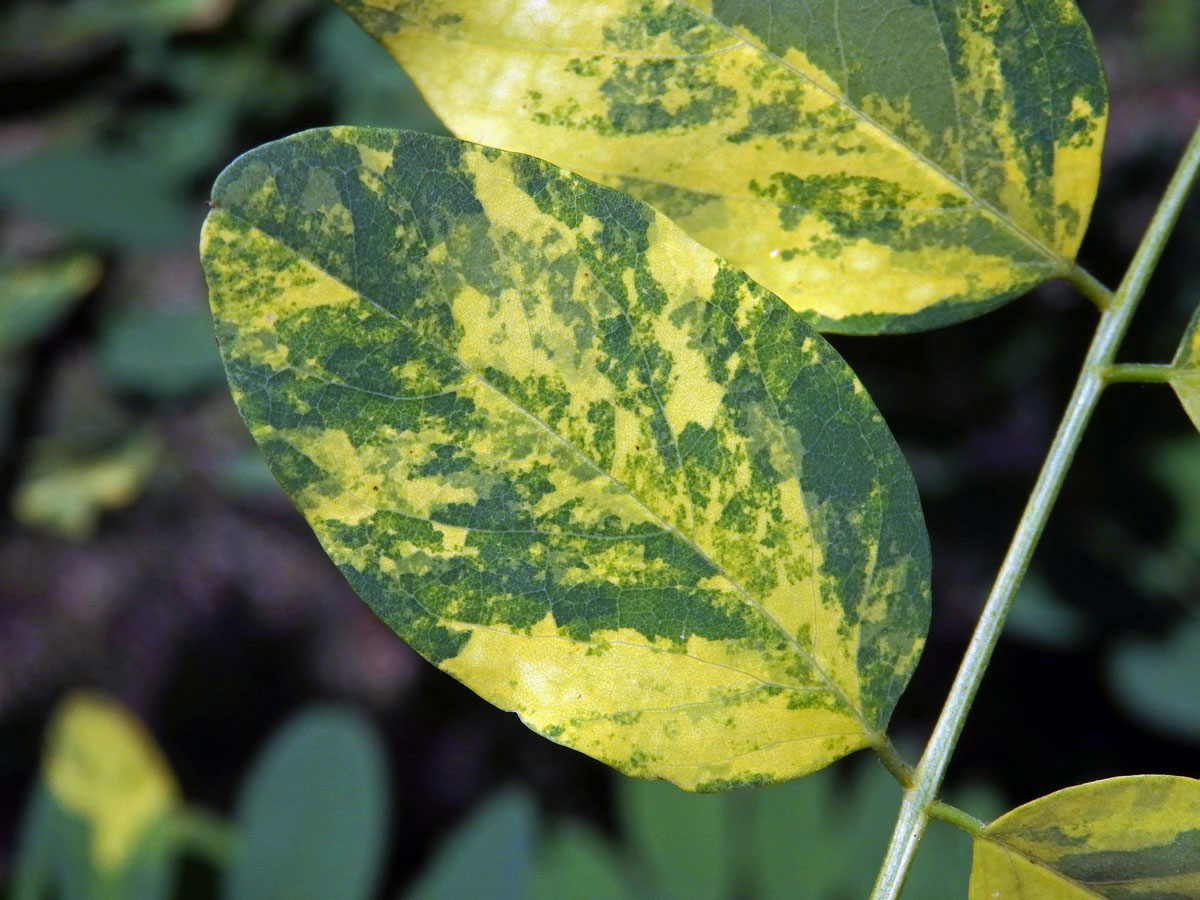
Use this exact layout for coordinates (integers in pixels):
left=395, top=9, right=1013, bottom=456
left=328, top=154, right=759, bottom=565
left=440, top=613, right=867, bottom=789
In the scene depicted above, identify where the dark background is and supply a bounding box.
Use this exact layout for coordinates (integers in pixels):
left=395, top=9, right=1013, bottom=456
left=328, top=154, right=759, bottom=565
left=1, top=0, right=1198, bottom=895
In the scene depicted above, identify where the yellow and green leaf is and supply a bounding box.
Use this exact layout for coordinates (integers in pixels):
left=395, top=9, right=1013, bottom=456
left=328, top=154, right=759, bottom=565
left=332, top=0, right=1108, bottom=333
left=201, top=127, right=931, bottom=789
left=968, top=775, right=1200, bottom=899
left=1170, top=304, right=1200, bottom=431
left=42, top=692, right=179, bottom=874
left=0, top=252, right=101, bottom=355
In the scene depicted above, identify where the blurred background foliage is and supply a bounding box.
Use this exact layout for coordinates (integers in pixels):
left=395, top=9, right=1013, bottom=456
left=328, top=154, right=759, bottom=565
left=0, top=0, right=1197, bottom=896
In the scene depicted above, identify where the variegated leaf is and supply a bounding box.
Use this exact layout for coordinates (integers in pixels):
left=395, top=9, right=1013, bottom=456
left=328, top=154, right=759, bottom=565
left=201, top=127, right=930, bottom=790
left=969, top=775, right=1200, bottom=899
left=1170, top=304, right=1200, bottom=431
left=332, top=0, right=1108, bottom=333
left=43, top=692, right=178, bottom=875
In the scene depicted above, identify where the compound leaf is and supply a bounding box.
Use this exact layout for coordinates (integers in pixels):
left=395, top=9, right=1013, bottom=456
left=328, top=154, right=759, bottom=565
left=969, top=775, right=1200, bottom=899
left=333, top=0, right=1107, bottom=333
left=201, top=127, right=930, bottom=789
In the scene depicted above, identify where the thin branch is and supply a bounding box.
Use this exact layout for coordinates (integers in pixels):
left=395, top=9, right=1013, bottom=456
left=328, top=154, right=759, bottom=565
left=869, top=115, right=1200, bottom=900
left=928, top=801, right=986, bottom=837
left=1066, top=264, right=1115, bottom=311
left=871, top=736, right=915, bottom=789
left=1104, top=363, right=1176, bottom=384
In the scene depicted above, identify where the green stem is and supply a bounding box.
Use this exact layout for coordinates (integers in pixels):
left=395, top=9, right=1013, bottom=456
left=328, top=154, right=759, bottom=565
left=1104, top=363, right=1176, bottom=384
left=928, top=801, right=986, bottom=837
left=869, top=116, right=1200, bottom=900
left=170, top=809, right=241, bottom=868
left=1067, top=264, right=1116, bottom=311
left=872, top=736, right=915, bottom=788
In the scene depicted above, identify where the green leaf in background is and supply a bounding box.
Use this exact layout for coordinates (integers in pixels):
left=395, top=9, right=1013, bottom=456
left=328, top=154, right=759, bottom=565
left=748, top=758, right=999, bottom=899
left=619, top=778, right=728, bottom=900
left=334, top=0, right=1108, bottom=333
left=1170, top=304, right=1200, bottom=431
left=0, top=142, right=198, bottom=249
left=224, top=707, right=389, bottom=900
left=403, top=789, right=536, bottom=900
left=1141, top=0, right=1200, bottom=68
left=13, top=430, right=160, bottom=539
left=0, top=253, right=101, bottom=355
left=1003, top=571, right=1090, bottom=650
left=527, top=822, right=631, bottom=900
left=98, top=306, right=225, bottom=401
left=748, top=758, right=846, bottom=899
left=49, top=0, right=235, bottom=37
left=1151, top=437, right=1200, bottom=551
left=10, top=692, right=179, bottom=900
left=969, top=775, right=1200, bottom=899
left=532, top=761, right=995, bottom=900
left=1107, top=618, right=1200, bottom=742
left=201, top=126, right=931, bottom=789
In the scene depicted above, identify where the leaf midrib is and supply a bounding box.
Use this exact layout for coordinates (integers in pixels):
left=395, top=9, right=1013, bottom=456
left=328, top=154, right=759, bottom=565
left=670, top=0, right=1069, bottom=271
left=212, top=186, right=881, bottom=741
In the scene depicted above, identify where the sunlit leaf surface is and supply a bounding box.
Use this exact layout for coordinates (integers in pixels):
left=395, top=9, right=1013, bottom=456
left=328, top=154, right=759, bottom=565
left=969, top=775, right=1200, bottom=899
left=202, top=127, right=930, bottom=789
left=334, top=0, right=1107, bottom=333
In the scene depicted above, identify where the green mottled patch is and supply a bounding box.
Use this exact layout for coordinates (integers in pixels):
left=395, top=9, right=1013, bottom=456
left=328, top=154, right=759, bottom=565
left=202, top=127, right=930, bottom=790
left=969, top=776, right=1200, bottom=900
left=331, top=0, right=1108, bottom=333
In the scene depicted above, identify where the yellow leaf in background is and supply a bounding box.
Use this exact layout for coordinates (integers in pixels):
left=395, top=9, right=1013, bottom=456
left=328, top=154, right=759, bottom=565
left=0, top=252, right=101, bottom=355
left=13, top=432, right=160, bottom=539
left=969, top=775, right=1200, bottom=899
left=333, top=0, right=1108, bottom=333
left=43, top=692, right=179, bottom=873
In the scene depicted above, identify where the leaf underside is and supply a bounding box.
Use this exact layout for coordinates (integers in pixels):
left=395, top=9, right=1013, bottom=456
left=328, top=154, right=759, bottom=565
left=333, top=0, right=1108, bottom=334
left=201, top=127, right=931, bottom=789
left=969, top=775, right=1200, bottom=899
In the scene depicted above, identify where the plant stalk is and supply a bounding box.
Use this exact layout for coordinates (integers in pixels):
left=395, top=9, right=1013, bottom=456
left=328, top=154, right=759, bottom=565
left=872, top=736, right=915, bottom=788
left=1066, top=264, right=1115, bottom=310
left=1104, top=363, right=1176, bottom=383
left=928, top=801, right=985, bottom=837
left=869, top=116, right=1200, bottom=900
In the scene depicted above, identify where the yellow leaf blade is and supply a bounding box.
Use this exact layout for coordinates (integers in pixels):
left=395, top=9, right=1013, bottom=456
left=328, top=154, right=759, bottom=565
left=969, top=775, right=1200, bottom=900
left=43, top=692, right=178, bottom=873
left=334, top=0, right=1108, bottom=332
